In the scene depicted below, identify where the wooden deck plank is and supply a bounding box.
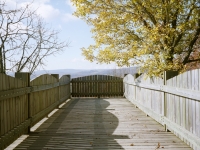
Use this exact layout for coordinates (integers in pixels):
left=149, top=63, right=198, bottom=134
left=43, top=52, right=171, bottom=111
left=14, top=98, right=192, bottom=150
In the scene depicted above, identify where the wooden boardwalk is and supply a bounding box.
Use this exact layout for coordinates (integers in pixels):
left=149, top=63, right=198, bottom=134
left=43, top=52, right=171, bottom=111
left=14, top=98, right=192, bottom=150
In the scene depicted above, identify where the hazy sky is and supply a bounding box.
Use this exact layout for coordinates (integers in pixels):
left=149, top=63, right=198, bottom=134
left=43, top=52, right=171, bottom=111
left=7, top=0, right=117, bottom=70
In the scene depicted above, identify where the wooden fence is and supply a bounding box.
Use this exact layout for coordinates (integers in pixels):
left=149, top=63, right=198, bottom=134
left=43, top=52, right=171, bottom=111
left=124, top=69, right=200, bottom=150
left=71, top=75, right=123, bottom=97
left=0, top=73, right=70, bottom=149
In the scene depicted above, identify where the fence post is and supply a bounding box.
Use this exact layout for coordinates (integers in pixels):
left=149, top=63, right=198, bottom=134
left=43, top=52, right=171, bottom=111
left=163, top=71, right=178, bottom=131
left=135, top=73, right=141, bottom=78
left=66, top=75, right=71, bottom=99
left=123, top=74, right=127, bottom=97
left=15, top=72, right=31, bottom=133
left=51, top=74, right=59, bottom=81
left=51, top=74, right=59, bottom=108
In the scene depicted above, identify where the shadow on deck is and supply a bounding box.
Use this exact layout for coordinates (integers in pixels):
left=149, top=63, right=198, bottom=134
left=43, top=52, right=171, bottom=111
left=13, top=98, right=191, bottom=150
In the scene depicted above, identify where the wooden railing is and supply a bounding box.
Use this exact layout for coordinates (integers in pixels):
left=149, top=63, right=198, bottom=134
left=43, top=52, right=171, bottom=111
left=0, top=73, right=70, bottom=149
left=1, top=70, right=199, bottom=149
left=124, top=69, right=200, bottom=150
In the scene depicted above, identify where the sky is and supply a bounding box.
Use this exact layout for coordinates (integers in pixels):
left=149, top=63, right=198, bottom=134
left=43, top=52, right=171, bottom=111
left=6, top=0, right=118, bottom=70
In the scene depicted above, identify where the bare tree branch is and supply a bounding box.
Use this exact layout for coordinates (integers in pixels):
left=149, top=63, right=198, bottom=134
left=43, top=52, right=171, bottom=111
left=0, top=1, right=69, bottom=74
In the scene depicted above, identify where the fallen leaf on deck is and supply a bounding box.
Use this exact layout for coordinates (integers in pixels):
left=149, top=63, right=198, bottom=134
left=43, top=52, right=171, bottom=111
left=156, top=142, right=160, bottom=149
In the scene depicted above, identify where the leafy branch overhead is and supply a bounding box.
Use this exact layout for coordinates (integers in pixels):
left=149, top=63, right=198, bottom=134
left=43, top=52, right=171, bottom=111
left=0, top=1, right=69, bottom=74
left=71, top=0, right=200, bottom=76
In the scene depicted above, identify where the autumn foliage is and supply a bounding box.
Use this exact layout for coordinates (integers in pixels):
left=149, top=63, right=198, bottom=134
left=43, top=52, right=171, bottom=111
left=71, top=0, right=200, bottom=76
left=186, top=37, right=200, bottom=70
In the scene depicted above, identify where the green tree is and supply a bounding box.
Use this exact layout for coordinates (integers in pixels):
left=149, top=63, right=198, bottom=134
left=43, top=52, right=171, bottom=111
left=71, top=0, right=200, bottom=76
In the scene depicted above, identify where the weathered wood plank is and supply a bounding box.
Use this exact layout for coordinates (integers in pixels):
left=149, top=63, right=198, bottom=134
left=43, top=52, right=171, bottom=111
left=14, top=98, right=191, bottom=150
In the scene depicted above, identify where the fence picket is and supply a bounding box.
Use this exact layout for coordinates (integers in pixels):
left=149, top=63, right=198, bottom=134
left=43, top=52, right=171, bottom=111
left=71, top=75, right=123, bottom=97
left=0, top=73, right=70, bottom=149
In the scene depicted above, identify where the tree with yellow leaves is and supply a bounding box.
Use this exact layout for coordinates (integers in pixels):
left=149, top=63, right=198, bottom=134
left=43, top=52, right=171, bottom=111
left=71, top=0, right=200, bottom=76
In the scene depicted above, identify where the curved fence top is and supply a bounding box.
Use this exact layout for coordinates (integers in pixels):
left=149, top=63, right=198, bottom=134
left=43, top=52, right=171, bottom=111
left=72, top=74, right=123, bottom=80
left=59, top=75, right=70, bottom=84
left=30, top=74, right=58, bottom=86
left=166, top=69, right=200, bottom=90
left=0, top=73, right=26, bottom=90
